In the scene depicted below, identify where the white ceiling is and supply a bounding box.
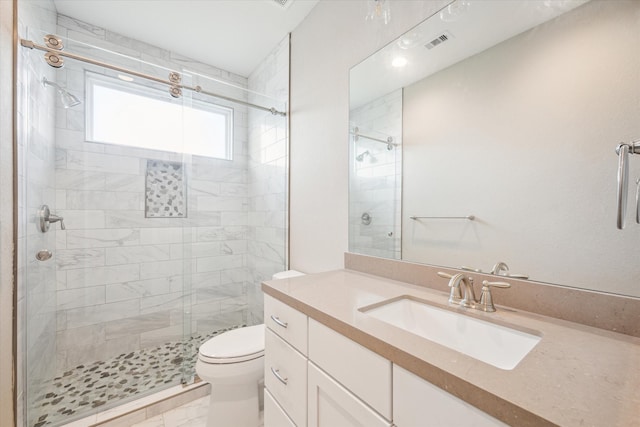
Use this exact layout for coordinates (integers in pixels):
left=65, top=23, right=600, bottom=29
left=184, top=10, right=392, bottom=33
left=53, top=0, right=320, bottom=77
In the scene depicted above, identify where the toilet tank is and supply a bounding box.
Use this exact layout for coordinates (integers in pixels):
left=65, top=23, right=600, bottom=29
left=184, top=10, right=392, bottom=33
left=272, top=270, right=305, bottom=280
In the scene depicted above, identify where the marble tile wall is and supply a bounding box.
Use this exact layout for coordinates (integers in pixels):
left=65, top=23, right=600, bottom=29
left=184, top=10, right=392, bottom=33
left=246, top=36, right=290, bottom=324
left=16, top=1, right=59, bottom=426
left=52, top=15, right=252, bottom=372
left=349, top=89, right=402, bottom=260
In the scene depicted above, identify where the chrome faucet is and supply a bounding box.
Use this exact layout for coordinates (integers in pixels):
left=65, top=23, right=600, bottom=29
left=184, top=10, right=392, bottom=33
left=438, top=271, right=511, bottom=312
left=490, top=261, right=509, bottom=275
left=437, top=272, right=476, bottom=308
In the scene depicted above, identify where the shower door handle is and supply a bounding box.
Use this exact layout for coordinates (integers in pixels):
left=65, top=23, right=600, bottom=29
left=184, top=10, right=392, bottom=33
left=38, top=204, right=65, bottom=232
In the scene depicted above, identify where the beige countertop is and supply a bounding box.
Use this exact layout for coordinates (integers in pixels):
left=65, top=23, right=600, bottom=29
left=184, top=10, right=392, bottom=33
left=262, top=269, right=640, bottom=427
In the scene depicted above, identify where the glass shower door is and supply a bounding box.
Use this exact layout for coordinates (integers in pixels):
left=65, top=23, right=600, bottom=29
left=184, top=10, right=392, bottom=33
left=21, top=29, right=195, bottom=426
left=20, top=24, right=290, bottom=427
left=18, top=26, right=59, bottom=427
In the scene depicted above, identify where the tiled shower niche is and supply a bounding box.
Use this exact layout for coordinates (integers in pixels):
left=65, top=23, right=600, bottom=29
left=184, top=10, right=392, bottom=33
left=145, top=160, right=187, bottom=218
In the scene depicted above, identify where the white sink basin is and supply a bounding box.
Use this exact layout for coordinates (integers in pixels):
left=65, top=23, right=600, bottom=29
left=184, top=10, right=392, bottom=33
left=360, top=297, right=541, bottom=370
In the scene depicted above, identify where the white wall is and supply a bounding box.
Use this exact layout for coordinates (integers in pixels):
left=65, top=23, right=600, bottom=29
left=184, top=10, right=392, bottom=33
left=289, top=0, right=448, bottom=273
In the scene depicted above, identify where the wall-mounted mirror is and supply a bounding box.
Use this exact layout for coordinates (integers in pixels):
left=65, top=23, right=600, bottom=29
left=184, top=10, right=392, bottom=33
left=349, top=0, right=640, bottom=297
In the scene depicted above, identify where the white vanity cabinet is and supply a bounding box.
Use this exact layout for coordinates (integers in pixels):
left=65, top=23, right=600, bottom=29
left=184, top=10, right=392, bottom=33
left=307, top=319, right=392, bottom=421
left=393, top=365, right=509, bottom=427
left=264, top=294, right=308, bottom=427
left=264, top=389, right=296, bottom=427
left=264, top=295, right=392, bottom=427
left=265, top=293, right=505, bottom=427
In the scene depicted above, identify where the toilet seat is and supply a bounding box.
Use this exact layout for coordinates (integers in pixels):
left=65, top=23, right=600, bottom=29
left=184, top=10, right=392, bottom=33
left=198, top=324, right=265, bottom=364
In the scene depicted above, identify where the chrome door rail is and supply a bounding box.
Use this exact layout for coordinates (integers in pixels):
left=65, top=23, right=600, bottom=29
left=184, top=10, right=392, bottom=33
left=20, top=36, right=287, bottom=117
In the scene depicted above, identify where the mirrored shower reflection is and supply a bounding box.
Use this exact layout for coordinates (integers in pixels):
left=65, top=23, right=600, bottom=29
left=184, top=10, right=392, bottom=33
left=17, top=6, right=288, bottom=426
left=348, top=88, right=402, bottom=260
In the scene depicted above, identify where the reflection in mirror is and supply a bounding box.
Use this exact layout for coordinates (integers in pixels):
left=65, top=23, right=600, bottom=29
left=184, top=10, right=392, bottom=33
left=349, top=0, right=640, bottom=297
left=349, top=89, right=402, bottom=259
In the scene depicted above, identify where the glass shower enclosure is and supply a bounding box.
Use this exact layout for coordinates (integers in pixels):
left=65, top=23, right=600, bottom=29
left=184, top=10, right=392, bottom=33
left=18, top=25, right=288, bottom=427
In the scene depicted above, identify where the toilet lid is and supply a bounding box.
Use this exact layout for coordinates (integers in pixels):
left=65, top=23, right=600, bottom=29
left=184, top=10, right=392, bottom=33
left=199, top=324, right=265, bottom=364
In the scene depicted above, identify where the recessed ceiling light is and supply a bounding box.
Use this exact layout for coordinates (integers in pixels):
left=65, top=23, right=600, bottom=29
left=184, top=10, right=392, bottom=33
left=392, top=57, right=408, bottom=68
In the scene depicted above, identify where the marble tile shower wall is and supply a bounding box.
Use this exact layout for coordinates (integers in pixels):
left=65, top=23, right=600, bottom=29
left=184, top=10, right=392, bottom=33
left=246, top=36, right=289, bottom=324
left=52, top=15, right=251, bottom=372
left=349, top=89, right=402, bottom=259
left=16, top=0, right=58, bottom=425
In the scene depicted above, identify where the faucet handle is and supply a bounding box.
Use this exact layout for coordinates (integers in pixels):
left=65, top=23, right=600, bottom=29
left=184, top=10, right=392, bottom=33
left=49, top=214, right=65, bottom=230
left=478, top=280, right=511, bottom=312
left=482, top=280, right=511, bottom=289
left=460, top=265, right=482, bottom=273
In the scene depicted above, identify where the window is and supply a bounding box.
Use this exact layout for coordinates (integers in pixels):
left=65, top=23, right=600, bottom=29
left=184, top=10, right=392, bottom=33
left=86, top=72, right=233, bottom=159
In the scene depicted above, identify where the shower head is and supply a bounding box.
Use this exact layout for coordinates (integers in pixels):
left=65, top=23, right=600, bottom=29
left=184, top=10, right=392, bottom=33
left=356, top=150, right=370, bottom=162
left=42, top=77, right=81, bottom=108
left=356, top=150, right=377, bottom=163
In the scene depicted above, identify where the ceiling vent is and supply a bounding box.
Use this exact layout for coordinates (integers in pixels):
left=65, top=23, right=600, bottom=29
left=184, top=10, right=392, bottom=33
left=270, top=0, right=294, bottom=9
left=425, top=31, right=453, bottom=50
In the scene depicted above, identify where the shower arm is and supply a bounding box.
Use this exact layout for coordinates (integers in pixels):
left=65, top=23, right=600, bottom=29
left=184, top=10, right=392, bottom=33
left=20, top=37, right=287, bottom=117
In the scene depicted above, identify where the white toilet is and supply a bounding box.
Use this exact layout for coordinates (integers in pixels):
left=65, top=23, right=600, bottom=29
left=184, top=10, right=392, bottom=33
left=196, top=270, right=304, bottom=427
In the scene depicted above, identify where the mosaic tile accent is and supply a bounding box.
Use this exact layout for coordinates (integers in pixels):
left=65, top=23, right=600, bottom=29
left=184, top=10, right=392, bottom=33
left=30, top=326, right=243, bottom=427
left=145, top=160, right=186, bottom=218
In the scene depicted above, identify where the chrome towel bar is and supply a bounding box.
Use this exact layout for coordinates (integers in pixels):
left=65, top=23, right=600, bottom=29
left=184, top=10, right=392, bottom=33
left=410, top=215, right=475, bottom=220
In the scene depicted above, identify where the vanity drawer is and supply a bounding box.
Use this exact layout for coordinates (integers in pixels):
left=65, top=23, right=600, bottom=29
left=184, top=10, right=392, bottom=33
left=265, top=328, right=308, bottom=427
left=265, top=293, right=308, bottom=355
left=265, top=388, right=296, bottom=427
left=308, top=319, right=392, bottom=420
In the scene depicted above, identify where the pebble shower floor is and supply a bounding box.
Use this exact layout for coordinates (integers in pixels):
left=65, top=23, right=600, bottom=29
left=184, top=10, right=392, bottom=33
left=29, top=326, right=243, bottom=427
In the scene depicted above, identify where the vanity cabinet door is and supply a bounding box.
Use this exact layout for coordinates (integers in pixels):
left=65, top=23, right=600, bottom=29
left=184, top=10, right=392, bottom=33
left=308, top=319, right=392, bottom=420
left=393, top=366, right=509, bottom=427
left=308, top=363, right=392, bottom=427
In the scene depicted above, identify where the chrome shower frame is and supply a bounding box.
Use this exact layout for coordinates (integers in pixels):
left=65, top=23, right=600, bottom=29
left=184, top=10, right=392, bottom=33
left=20, top=35, right=287, bottom=117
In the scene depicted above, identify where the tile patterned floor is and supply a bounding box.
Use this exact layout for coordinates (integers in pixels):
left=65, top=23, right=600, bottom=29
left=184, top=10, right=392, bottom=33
left=30, top=326, right=243, bottom=427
